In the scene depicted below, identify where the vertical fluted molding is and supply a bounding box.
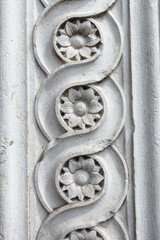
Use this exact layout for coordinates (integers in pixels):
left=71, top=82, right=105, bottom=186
left=130, top=0, right=160, bottom=239
left=0, top=0, right=28, bottom=239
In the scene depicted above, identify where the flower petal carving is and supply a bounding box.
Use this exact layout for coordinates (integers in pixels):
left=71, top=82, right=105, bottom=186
left=59, top=173, right=74, bottom=185
left=68, top=88, right=82, bottom=103
left=60, top=102, right=74, bottom=114
left=66, top=47, right=78, bottom=58
left=79, top=47, right=91, bottom=58
left=54, top=19, right=102, bottom=62
left=82, top=114, right=95, bottom=126
left=81, top=88, right=95, bottom=103
left=57, top=35, right=70, bottom=47
left=57, top=86, right=104, bottom=131
left=63, top=228, right=105, bottom=240
left=86, top=36, right=100, bottom=47
left=80, top=158, right=95, bottom=172
left=82, top=184, right=95, bottom=199
left=65, top=22, right=78, bottom=36
left=68, top=184, right=81, bottom=199
left=69, top=159, right=81, bottom=173
left=57, top=156, right=104, bottom=202
left=68, top=115, right=81, bottom=128
left=88, top=100, right=103, bottom=113
left=90, top=173, right=104, bottom=185
left=80, top=21, right=92, bottom=36
left=70, top=231, right=84, bottom=240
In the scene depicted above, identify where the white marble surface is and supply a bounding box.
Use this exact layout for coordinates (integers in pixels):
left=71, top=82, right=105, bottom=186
left=0, top=0, right=159, bottom=239
left=33, top=0, right=129, bottom=239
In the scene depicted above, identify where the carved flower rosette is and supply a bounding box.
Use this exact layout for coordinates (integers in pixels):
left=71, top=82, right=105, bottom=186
left=56, top=156, right=105, bottom=202
left=63, top=228, right=105, bottom=240
left=56, top=85, right=105, bottom=133
left=54, top=19, right=102, bottom=63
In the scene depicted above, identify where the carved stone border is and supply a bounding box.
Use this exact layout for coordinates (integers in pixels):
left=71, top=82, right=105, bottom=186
left=130, top=0, right=160, bottom=239
left=34, top=0, right=129, bottom=237
left=0, top=0, right=28, bottom=239
left=0, top=0, right=160, bottom=240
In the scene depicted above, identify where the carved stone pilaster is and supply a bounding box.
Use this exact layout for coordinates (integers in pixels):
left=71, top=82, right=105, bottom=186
left=1, top=0, right=160, bottom=239
left=33, top=0, right=129, bottom=239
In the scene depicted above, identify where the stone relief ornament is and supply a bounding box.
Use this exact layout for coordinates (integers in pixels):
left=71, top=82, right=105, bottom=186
left=57, top=156, right=104, bottom=202
left=54, top=19, right=102, bottom=62
left=33, top=0, right=129, bottom=239
left=57, top=86, right=104, bottom=131
left=34, top=2, right=123, bottom=74
left=63, top=228, right=104, bottom=240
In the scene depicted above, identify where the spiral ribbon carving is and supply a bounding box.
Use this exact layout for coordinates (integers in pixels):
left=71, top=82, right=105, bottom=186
left=34, top=0, right=129, bottom=239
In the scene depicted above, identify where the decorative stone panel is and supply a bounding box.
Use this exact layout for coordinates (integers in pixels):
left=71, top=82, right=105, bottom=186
left=33, top=0, right=129, bottom=239
left=1, top=0, right=160, bottom=240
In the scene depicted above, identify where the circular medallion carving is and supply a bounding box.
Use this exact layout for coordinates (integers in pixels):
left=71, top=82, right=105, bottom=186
left=63, top=228, right=104, bottom=240
left=57, top=86, right=104, bottom=131
left=56, top=156, right=105, bottom=202
left=54, top=19, right=102, bottom=62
